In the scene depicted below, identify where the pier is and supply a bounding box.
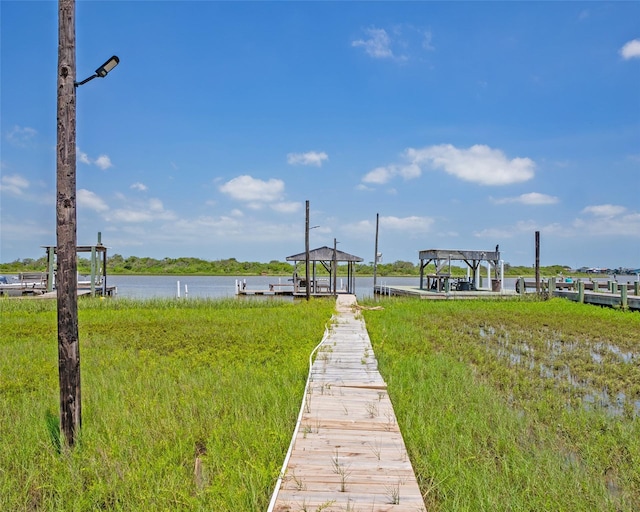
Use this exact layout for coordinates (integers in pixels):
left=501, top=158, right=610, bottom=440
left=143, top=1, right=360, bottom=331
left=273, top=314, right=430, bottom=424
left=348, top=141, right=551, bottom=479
left=373, top=278, right=640, bottom=311
left=268, top=295, right=425, bottom=511
left=519, top=277, right=640, bottom=311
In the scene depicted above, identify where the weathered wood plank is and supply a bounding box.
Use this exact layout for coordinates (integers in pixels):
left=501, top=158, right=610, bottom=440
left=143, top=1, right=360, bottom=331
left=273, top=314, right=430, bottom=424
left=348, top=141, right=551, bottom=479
left=269, top=295, right=426, bottom=511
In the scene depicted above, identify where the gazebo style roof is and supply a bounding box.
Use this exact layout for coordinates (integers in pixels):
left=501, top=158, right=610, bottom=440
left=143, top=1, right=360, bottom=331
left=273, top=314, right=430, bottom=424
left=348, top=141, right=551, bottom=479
left=286, top=246, right=363, bottom=263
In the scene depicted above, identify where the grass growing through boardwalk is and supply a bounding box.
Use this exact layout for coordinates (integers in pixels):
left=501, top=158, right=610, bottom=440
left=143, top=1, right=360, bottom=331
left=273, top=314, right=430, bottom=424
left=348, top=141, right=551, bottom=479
left=361, top=297, right=640, bottom=511
left=0, top=297, right=334, bottom=511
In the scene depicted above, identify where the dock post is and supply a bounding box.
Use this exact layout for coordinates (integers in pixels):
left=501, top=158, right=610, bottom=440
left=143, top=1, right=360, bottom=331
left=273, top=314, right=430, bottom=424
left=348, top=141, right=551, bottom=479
left=607, top=280, right=613, bottom=292
left=47, top=246, right=55, bottom=292
left=634, top=281, right=639, bottom=296
left=549, top=277, right=556, bottom=298
left=592, top=280, right=599, bottom=292
left=577, top=280, right=585, bottom=303
left=612, top=281, right=618, bottom=294
left=535, top=231, right=540, bottom=293
left=90, top=246, right=97, bottom=297
left=517, top=276, right=525, bottom=294
left=620, top=286, right=628, bottom=309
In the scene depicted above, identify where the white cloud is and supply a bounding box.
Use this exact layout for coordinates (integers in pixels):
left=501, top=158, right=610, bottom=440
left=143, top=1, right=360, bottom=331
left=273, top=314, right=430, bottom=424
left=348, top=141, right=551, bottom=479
left=77, top=148, right=113, bottom=170
left=271, top=201, right=302, bottom=213
left=94, top=155, right=113, bottom=170
left=352, top=25, right=433, bottom=62
left=219, top=175, right=285, bottom=205
left=160, top=216, right=301, bottom=246
left=108, top=210, right=155, bottom=223
left=287, top=151, right=328, bottom=167
left=352, top=27, right=394, bottom=59
left=362, top=166, right=394, bottom=184
left=343, top=215, right=434, bottom=237
left=422, top=30, right=435, bottom=51
left=77, top=189, right=109, bottom=212
left=6, top=126, right=36, bottom=147
left=131, top=182, right=147, bottom=191
left=620, top=39, right=640, bottom=60
left=381, top=215, right=434, bottom=232
left=474, top=220, right=539, bottom=239
left=77, top=148, right=91, bottom=165
left=106, top=198, right=176, bottom=223
left=581, top=204, right=627, bottom=217
left=363, top=144, right=535, bottom=187
left=406, top=144, right=535, bottom=185
left=0, top=174, right=29, bottom=195
left=573, top=212, right=640, bottom=237
left=398, top=163, right=421, bottom=180
left=492, top=192, right=559, bottom=205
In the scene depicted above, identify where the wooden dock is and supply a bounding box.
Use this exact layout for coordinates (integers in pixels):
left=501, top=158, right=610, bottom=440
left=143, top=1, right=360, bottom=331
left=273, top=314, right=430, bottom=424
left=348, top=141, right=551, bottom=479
left=374, top=284, right=517, bottom=300
left=268, top=295, right=425, bottom=512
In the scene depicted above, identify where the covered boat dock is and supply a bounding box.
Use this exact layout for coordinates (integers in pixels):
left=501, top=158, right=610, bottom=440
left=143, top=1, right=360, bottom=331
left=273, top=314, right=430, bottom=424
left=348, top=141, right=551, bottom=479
left=42, top=232, right=115, bottom=297
left=419, top=247, right=503, bottom=292
left=286, top=246, right=363, bottom=296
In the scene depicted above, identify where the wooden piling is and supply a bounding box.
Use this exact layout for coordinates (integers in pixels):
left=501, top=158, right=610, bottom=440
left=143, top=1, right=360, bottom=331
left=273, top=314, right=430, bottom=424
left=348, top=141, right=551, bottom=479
left=621, top=286, right=628, bottom=309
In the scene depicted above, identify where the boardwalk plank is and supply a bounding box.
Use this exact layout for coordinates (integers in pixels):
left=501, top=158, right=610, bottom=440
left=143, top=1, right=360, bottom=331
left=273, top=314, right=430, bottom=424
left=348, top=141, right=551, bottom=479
left=269, top=295, right=426, bottom=512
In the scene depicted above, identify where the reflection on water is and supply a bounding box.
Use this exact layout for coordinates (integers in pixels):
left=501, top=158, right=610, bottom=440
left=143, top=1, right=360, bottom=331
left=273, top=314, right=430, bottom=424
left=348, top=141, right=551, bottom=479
left=478, top=326, right=639, bottom=417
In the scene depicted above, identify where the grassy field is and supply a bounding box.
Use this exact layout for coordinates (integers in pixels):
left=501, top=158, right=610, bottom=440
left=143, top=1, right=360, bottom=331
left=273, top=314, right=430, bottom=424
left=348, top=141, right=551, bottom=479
left=361, top=297, right=640, bottom=511
left=2, top=296, right=639, bottom=511
left=0, top=297, right=335, bottom=511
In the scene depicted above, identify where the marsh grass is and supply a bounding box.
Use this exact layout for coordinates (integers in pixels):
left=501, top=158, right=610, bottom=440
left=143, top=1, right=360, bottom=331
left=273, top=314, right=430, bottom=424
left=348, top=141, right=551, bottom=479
left=0, top=297, right=334, bottom=511
left=361, top=297, right=640, bottom=511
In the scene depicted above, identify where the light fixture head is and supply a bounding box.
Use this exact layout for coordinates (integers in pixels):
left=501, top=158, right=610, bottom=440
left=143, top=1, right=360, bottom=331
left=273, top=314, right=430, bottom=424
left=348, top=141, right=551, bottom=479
left=95, top=56, right=119, bottom=78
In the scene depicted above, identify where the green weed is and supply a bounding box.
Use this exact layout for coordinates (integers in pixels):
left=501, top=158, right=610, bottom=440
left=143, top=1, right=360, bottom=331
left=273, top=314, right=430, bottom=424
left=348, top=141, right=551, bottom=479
left=0, top=297, right=334, bottom=511
left=362, top=297, right=640, bottom=511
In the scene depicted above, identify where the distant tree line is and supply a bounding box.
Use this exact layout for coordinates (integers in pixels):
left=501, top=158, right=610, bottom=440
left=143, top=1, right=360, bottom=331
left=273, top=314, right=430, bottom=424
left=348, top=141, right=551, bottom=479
left=1, top=254, right=580, bottom=277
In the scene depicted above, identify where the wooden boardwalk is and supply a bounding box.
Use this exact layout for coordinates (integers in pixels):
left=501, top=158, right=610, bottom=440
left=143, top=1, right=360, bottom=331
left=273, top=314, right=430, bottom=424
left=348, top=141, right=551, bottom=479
left=269, top=295, right=425, bottom=512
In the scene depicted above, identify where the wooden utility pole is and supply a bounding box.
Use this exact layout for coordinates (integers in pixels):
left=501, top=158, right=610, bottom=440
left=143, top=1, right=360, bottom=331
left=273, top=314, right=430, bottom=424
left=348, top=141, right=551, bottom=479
left=57, top=0, right=81, bottom=448
left=373, top=213, right=379, bottom=289
left=332, top=238, right=337, bottom=295
left=535, top=231, right=540, bottom=294
left=305, top=200, right=310, bottom=301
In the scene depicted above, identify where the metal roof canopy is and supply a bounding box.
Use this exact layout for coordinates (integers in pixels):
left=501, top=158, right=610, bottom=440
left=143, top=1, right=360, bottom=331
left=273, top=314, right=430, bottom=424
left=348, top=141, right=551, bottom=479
left=287, top=246, right=363, bottom=295
left=419, top=248, right=501, bottom=291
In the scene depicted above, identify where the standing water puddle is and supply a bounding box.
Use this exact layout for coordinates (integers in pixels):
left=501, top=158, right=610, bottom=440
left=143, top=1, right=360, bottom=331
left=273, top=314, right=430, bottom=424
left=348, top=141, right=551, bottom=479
left=478, top=327, right=640, bottom=417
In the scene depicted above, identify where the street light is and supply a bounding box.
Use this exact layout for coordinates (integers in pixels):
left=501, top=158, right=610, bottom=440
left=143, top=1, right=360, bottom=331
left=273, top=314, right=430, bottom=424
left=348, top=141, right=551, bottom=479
left=75, top=55, right=119, bottom=87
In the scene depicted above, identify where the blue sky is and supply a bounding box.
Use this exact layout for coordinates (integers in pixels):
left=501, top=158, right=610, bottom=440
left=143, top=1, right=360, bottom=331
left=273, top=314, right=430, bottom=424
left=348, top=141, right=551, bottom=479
left=1, top=1, right=639, bottom=268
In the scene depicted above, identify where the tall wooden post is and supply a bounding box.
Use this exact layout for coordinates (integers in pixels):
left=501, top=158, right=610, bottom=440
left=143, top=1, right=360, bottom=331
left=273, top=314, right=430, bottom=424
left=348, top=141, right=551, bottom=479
left=305, top=200, right=310, bottom=301
left=57, top=0, right=81, bottom=448
left=373, top=213, right=379, bottom=289
left=535, top=231, right=540, bottom=294
left=332, top=238, right=337, bottom=294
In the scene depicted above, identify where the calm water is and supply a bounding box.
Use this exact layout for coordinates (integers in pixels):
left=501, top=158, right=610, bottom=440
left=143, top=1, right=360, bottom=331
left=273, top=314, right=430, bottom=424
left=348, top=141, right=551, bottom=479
left=103, top=274, right=638, bottom=300
left=2, top=273, right=636, bottom=300
left=106, top=275, right=418, bottom=300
